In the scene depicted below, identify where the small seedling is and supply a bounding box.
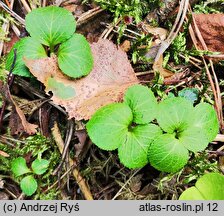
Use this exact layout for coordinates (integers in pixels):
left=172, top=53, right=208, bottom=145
left=179, top=173, right=224, bottom=200
left=11, top=156, right=50, bottom=196
left=6, top=6, right=93, bottom=78
left=87, top=84, right=219, bottom=172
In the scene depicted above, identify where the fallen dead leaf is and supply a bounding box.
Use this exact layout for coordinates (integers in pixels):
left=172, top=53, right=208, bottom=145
left=153, top=55, right=174, bottom=78
left=164, top=68, right=190, bottom=85
left=140, top=24, right=168, bottom=41
left=193, top=13, right=224, bottom=53
left=129, top=174, right=143, bottom=193
left=25, top=39, right=139, bottom=120
left=0, top=84, right=37, bottom=135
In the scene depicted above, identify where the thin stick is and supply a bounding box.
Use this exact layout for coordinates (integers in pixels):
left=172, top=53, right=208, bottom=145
left=155, top=0, right=189, bottom=61
left=20, top=0, right=31, bottom=13
left=100, top=18, right=121, bottom=39
left=4, top=0, right=10, bottom=7
left=0, top=21, right=9, bottom=56
left=135, top=71, right=154, bottom=76
left=0, top=1, right=25, bottom=25
left=214, top=134, right=224, bottom=142
left=43, top=166, right=73, bottom=193
left=178, top=53, right=202, bottom=69
left=42, top=0, right=47, bottom=7
left=53, top=120, right=74, bottom=175
left=77, top=7, right=104, bottom=27
left=11, top=24, right=21, bottom=37
left=112, top=169, right=141, bottom=200
left=0, top=0, right=15, bottom=56
left=51, top=122, right=93, bottom=200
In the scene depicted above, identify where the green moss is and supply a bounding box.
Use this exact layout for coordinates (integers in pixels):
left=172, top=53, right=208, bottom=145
left=91, top=0, right=160, bottom=23
left=194, top=0, right=224, bottom=14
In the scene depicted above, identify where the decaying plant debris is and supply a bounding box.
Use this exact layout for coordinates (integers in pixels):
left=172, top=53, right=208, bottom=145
left=0, top=0, right=224, bottom=200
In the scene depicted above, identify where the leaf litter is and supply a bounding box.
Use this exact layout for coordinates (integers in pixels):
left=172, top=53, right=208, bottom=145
left=0, top=83, right=37, bottom=135
left=193, top=13, right=224, bottom=53
left=25, top=39, right=139, bottom=120
left=1, top=0, right=224, bottom=200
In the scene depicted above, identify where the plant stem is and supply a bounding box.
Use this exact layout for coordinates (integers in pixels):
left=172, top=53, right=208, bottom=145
left=50, top=45, right=54, bottom=55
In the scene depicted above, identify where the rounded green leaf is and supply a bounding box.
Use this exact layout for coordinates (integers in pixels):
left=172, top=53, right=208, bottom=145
left=86, top=103, right=133, bottom=150
left=47, top=77, right=76, bottom=99
left=157, top=97, right=194, bottom=134
left=192, top=103, right=219, bottom=142
left=179, top=127, right=209, bottom=152
left=11, top=157, right=31, bottom=177
left=6, top=37, right=47, bottom=77
left=148, top=134, right=189, bottom=172
left=124, top=84, right=158, bottom=124
left=179, top=187, right=204, bottom=200
left=25, top=6, right=76, bottom=47
left=179, top=173, right=224, bottom=200
left=31, top=159, right=50, bottom=175
left=20, top=175, right=37, bottom=196
left=58, top=34, right=93, bottom=78
left=118, top=124, right=162, bottom=168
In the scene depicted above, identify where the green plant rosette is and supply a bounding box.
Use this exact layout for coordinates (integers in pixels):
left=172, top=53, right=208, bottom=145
left=148, top=97, right=219, bottom=172
left=87, top=85, right=162, bottom=168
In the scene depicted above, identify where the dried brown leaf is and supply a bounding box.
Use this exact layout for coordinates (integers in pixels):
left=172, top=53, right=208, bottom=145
left=153, top=55, right=174, bottom=78
left=25, top=39, right=139, bottom=120
left=141, top=25, right=168, bottom=41
left=164, top=69, right=190, bottom=85
left=129, top=174, right=143, bottom=193
left=0, top=84, right=37, bottom=135
left=193, top=13, right=224, bottom=53
left=120, top=40, right=131, bottom=52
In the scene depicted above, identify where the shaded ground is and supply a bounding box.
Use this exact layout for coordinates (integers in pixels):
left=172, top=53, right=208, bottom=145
left=0, top=0, right=224, bottom=200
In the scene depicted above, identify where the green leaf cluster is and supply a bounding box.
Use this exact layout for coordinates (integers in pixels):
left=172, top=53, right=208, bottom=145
left=6, top=6, right=93, bottom=78
left=179, top=173, right=224, bottom=200
left=87, top=84, right=219, bottom=172
left=11, top=156, right=50, bottom=196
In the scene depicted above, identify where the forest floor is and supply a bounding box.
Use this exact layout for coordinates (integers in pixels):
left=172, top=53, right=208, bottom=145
left=0, top=0, right=224, bottom=200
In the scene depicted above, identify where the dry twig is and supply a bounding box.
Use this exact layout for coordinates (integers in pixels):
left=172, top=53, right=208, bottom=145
left=51, top=121, right=93, bottom=200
